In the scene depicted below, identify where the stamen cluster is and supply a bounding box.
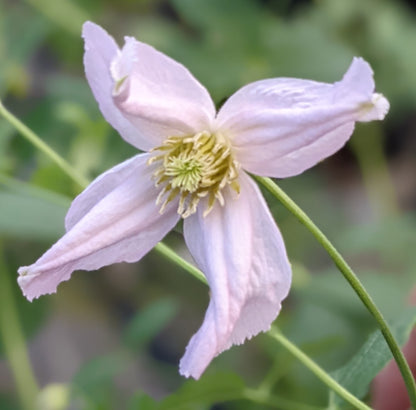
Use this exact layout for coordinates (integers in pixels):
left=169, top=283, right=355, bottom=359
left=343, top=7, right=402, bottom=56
left=148, top=131, right=240, bottom=218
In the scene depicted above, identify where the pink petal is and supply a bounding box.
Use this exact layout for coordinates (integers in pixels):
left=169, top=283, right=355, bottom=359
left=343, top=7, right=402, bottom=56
left=180, top=172, right=291, bottom=379
left=83, top=21, right=153, bottom=151
left=111, top=36, right=216, bottom=146
left=18, top=154, right=180, bottom=301
left=216, top=57, right=389, bottom=178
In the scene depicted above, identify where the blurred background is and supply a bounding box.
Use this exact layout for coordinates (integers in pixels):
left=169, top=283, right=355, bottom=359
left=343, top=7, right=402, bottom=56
left=0, top=0, right=415, bottom=409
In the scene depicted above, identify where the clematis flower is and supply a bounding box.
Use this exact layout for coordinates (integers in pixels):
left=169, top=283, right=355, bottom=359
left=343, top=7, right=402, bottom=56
left=18, top=21, right=389, bottom=379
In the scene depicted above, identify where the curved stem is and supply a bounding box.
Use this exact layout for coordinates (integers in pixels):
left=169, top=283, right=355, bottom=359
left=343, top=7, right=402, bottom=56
left=154, top=242, right=207, bottom=285
left=268, top=328, right=371, bottom=410
left=255, top=175, right=416, bottom=408
left=0, top=100, right=89, bottom=189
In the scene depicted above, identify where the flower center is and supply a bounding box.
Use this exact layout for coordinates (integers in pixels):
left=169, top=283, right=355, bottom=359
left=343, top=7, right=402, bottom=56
left=148, top=131, right=240, bottom=218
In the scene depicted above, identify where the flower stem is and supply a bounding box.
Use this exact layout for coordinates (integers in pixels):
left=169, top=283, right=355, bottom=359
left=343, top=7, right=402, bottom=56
left=0, top=243, right=39, bottom=410
left=0, top=100, right=89, bottom=189
left=255, top=175, right=416, bottom=408
left=268, top=328, right=371, bottom=410
left=154, top=242, right=207, bottom=285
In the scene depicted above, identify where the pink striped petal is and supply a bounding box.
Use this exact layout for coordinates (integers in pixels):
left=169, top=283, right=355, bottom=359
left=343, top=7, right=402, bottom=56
left=18, top=154, right=180, bottom=301
left=179, top=172, right=291, bottom=379
left=216, top=58, right=389, bottom=178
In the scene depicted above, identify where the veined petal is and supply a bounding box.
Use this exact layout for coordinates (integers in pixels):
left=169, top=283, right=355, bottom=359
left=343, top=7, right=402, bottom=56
left=83, top=21, right=152, bottom=151
left=18, top=154, right=180, bottom=301
left=180, top=172, right=291, bottom=379
left=216, top=57, right=389, bottom=178
left=111, top=35, right=216, bottom=146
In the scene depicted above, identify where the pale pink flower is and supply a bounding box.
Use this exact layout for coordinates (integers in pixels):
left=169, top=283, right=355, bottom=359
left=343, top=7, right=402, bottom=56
left=18, top=21, right=389, bottom=379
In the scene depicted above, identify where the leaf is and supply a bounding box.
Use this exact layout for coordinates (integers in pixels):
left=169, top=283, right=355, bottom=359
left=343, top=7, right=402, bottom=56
left=340, top=214, right=416, bottom=269
left=0, top=177, right=70, bottom=240
left=25, top=0, right=89, bottom=36
left=128, top=393, right=158, bottom=410
left=157, top=372, right=245, bottom=410
left=328, top=308, right=416, bottom=408
left=123, top=298, right=178, bottom=350
left=71, top=352, right=130, bottom=410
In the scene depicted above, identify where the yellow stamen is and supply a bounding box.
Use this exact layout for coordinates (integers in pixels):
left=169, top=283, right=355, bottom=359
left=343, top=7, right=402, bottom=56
left=148, top=131, right=240, bottom=218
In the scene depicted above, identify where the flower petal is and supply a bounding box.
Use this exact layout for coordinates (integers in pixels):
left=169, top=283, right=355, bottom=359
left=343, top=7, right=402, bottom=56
left=179, top=172, right=291, bottom=379
left=216, top=57, right=389, bottom=178
left=18, top=154, right=180, bottom=301
left=111, top=35, right=216, bottom=146
left=83, top=21, right=152, bottom=151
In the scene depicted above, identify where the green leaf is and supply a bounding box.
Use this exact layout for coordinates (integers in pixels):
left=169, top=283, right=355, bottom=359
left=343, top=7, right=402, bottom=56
left=340, top=215, right=416, bottom=269
left=71, top=352, right=130, bottom=410
left=329, top=308, right=416, bottom=408
left=0, top=176, right=70, bottom=240
left=0, top=394, right=19, bottom=410
left=128, top=393, right=158, bottom=410
left=25, top=0, right=89, bottom=36
left=157, top=372, right=245, bottom=410
left=123, top=298, right=178, bottom=350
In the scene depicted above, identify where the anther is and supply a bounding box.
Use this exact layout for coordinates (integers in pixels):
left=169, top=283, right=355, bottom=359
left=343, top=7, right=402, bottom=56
left=149, top=131, right=240, bottom=218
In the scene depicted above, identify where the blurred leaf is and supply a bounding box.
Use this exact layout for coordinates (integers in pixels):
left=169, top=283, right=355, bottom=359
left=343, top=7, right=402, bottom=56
left=0, top=5, right=50, bottom=96
left=24, top=0, right=89, bottom=36
left=128, top=393, right=157, bottom=410
left=0, top=177, right=69, bottom=240
left=0, top=394, right=19, bottom=410
left=0, top=121, right=14, bottom=172
left=31, top=163, right=79, bottom=196
left=71, top=352, right=130, bottom=410
left=283, top=266, right=414, bottom=383
left=340, top=215, right=416, bottom=269
left=2, top=6, right=49, bottom=62
left=0, top=251, right=48, bottom=358
left=123, top=298, right=178, bottom=350
left=157, top=372, right=245, bottom=410
left=169, top=0, right=353, bottom=104
left=55, top=102, right=109, bottom=179
left=313, top=0, right=416, bottom=112
left=329, top=308, right=416, bottom=408
left=46, top=75, right=101, bottom=114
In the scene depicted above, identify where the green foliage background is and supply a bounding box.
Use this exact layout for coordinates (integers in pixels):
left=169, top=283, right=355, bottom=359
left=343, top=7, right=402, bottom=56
left=0, top=0, right=415, bottom=409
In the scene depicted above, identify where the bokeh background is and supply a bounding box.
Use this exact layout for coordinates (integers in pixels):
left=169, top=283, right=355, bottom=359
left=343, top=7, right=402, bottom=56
left=0, top=0, right=415, bottom=409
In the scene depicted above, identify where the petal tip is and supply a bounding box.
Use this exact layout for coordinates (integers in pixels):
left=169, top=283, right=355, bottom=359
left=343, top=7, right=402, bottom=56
left=179, top=361, right=202, bottom=380
left=372, top=93, right=390, bottom=120
left=17, top=266, right=60, bottom=302
left=358, top=93, right=390, bottom=122
left=82, top=21, right=104, bottom=42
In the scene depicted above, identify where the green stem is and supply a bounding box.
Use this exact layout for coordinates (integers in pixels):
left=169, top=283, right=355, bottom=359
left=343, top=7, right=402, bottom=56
left=255, top=175, right=416, bottom=408
left=0, top=243, right=39, bottom=410
left=268, top=328, right=371, bottom=410
left=0, top=100, right=89, bottom=189
left=154, top=242, right=207, bottom=285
